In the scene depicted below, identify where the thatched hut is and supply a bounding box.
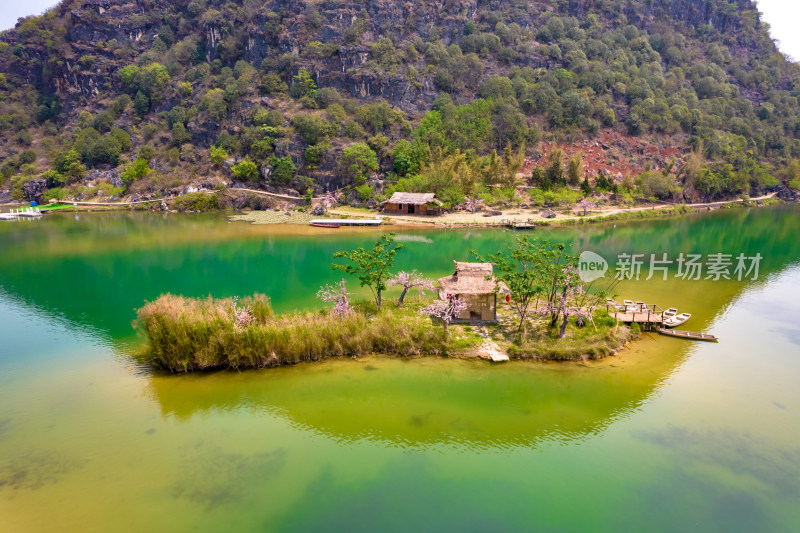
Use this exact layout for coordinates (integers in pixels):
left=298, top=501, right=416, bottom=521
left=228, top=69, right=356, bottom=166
left=438, top=262, right=510, bottom=322
left=382, top=192, right=442, bottom=216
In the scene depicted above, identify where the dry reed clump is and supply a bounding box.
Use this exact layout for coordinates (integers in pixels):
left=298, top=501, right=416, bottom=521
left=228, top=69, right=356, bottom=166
left=135, top=293, right=448, bottom=372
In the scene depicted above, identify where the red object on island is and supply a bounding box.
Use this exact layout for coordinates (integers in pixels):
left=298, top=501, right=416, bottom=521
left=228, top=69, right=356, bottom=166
left=506, top=295, right=511, bottom=302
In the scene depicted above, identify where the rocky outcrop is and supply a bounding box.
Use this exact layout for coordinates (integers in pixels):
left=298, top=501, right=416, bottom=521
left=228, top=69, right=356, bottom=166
left=23, top=178, right=47, bottom=201
left=776, top=185, right=799, bottom=202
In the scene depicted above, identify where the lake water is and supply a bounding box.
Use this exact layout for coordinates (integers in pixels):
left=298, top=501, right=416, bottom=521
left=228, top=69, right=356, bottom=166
left=1, top=206, right=799, bottom=532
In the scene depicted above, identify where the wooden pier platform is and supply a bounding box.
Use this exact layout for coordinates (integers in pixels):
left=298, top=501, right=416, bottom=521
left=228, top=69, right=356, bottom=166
left=610, top=311, right=663, bottom=324
left=607, top=301, right=664, bottom=330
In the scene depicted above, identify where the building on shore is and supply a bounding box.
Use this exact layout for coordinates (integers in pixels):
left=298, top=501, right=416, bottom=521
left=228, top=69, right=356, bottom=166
left=381, top=192, right=442, bottom=216
left=437, top=261, right=510, bottom=322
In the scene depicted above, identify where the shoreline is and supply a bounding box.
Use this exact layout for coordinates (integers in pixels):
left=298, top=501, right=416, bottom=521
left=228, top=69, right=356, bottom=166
left=135, top=294, right=637, bottom=373
left=2, top=192, right=782, bottom=228
left=327, top=193, right=781, bottom=228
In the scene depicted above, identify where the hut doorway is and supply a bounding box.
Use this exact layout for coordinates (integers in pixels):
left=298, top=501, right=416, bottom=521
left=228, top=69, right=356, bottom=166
left=408, top=204, right=415, bottom=214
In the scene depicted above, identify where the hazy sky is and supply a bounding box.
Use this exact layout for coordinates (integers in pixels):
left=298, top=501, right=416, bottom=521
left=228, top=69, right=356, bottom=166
left=1, top=0, right=799, bottom=60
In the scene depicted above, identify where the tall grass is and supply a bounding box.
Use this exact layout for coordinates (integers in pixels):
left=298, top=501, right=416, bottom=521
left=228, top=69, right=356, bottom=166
left=507, top=323, right=636, bottom=361
left=135, top=293, right=449, bottom=372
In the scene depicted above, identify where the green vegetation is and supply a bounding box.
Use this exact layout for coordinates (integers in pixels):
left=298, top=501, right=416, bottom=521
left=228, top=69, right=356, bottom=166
left=505, top=314, right=637, bottom=361
left=231, top=158, right=259, bottom=182
left=339, top=143, right=378, bottom=186
left=3, top=0, right=797, bottom=206
left=135, top=231, right=646, bottom=371
left=171, top=192, right=220, bottom=212
left=332, top=233, right=402, bottom=310
left=135, top=293, right=462, bottom=372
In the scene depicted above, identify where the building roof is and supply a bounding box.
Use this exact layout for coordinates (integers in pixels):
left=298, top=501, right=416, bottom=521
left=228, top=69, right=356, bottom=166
left=438, top=261, right=510, bottom=295
left=386, top=192, right=438, bottom=205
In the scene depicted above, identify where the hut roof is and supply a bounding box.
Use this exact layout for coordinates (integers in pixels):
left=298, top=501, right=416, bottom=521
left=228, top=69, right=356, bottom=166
left=386, top=192, right=439, bottom=205
left=438, top=261, right=510, bottom=295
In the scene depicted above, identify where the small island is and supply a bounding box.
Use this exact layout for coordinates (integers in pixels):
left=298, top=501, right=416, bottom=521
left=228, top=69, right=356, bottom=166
left=135, top=233, right=637, bottom=372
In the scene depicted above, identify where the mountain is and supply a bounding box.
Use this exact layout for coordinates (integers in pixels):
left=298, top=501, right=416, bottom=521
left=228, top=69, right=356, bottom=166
left=1, top=0, right=799, bottom=207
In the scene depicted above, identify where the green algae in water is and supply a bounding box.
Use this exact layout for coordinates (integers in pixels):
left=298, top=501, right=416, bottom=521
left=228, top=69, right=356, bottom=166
left=0, top=206, right=799, bottom=531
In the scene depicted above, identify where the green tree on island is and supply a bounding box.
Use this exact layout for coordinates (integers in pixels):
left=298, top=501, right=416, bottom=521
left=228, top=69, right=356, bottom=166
left=332, top=233, right=402, bottom=310
left=478, top=235, right=619, bottom=337
left=473, top=235, right=570, bottom=333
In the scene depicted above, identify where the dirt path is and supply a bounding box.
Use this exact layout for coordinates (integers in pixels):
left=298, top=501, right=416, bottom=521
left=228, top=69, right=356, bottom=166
left=331, top=193, right=777, bottom=227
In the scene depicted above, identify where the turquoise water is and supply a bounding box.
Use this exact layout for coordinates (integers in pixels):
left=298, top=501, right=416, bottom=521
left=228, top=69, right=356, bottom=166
left=0, top=206, right=799, bottom=531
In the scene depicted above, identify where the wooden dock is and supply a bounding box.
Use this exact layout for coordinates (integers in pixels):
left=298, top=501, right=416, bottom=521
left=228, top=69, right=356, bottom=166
left=608, top=299, right=718, bottom=341
left=607, top=301, right=664, bottom=331
left=1, top=208, right=43, bottom=220
left=610, top=310, right=663, bottom=324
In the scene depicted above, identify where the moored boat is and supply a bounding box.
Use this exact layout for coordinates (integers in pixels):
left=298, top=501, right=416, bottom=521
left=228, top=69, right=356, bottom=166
left=658, top=328, right=718, bottom=342
left=310, top=222, right=341, bottom=228
left=663, top=312, right=691, bottom=327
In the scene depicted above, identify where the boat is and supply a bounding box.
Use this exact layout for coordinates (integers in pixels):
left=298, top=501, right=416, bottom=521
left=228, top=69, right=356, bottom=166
left=658, top=328, right=718, bottom=342
left=663, top=312, right=691, bottom=327
left=663, top=308, right=678, bottom=317
left=310, top=222, right=341, bottom=228
left=309, top=218, right=382, bottom=226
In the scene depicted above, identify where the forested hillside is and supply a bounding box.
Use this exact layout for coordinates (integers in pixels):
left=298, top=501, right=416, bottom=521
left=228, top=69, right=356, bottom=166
left=1, top=0, right=799, bottom=207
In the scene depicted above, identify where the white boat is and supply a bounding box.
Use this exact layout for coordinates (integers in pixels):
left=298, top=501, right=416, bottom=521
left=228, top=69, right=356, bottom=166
left=663, top=312, right=691, bottom=327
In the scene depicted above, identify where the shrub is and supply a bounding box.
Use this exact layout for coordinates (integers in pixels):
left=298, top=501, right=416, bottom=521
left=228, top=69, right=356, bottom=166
left=209, top=146, right=228, bottom=166
left=314, top=87, right=343, bottom=108
left=343, top=120, right=365, bottom=139
left=289, top=69, right=317, bottom=99
left=43, top=187, right=66, bottom=201
left=171, top=123, right=191, bottom=146
left=120, top=157, right=152, bottom=181
left=171, top=192, right=221, bottom=212
left=202, top=88, right=227, bottom=121
left=18, top=150, right=37, bottom=165
left=271, top=156, right=296, bottom=184
left=231, top=158, right=260, bottom=181
left=638, top=171, right=678, bottom=200
left=40, top=169, right=65, bottom=187
left=292, top=113, right=336, bottom=144
left=260, top=73, right=288, bottom=95
left=355, top=183, right=373, bottom=201
left=354, top=102, right=403, bottom=133
left=304, top=143, right=329, bottom=166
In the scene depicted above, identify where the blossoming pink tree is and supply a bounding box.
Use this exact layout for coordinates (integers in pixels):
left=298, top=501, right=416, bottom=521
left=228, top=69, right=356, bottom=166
left=321, top=190, right=345, bottom=209
left=420, top=296, right=468, bottom=338
left=576, top=197, right=597, bottom=216
left=229, top=296, right=256, bottom=331
left=460, top=196, right=485, bottom=213
left=316, top=279, right=354, bottom=316
left=387, top=270, right=436, bottom=306
left=545, top=265, right=617, bottom=337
